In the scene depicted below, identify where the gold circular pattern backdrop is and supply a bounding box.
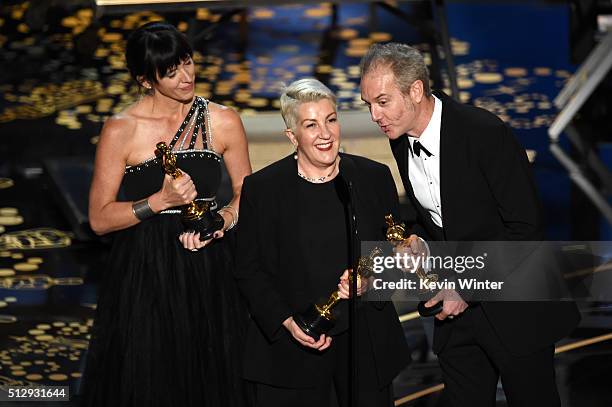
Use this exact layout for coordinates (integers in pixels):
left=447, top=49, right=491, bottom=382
left=0, top=216, right=24, bottom=226
left=473, top=73, right=504, bottom=84
left=0, top=178, right=14, bottom=189
left=14, top=263, right=38, bottom=272
left=0, top=208, right=18, bottom=216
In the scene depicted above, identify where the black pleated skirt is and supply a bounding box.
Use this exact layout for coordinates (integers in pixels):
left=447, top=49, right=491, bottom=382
left=82, top=215, right=251, bottom=407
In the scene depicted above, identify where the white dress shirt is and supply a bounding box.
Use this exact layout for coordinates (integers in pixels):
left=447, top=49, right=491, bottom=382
left=408, top=95, right=443, bottom=227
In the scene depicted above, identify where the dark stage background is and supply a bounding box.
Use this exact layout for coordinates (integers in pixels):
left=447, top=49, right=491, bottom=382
left=0, top=1, right=610, bottom=405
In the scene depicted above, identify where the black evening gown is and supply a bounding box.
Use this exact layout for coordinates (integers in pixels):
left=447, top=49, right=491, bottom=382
left=82, top=97, right=250, bottom=407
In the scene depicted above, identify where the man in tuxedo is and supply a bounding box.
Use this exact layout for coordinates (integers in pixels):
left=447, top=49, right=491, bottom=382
left=359, top=43, right=580, bottom=406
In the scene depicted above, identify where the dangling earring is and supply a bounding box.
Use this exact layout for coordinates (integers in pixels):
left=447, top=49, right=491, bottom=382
left=293, top=144, right=298, bottom=160
left=141, top=83, right=153, bottom=95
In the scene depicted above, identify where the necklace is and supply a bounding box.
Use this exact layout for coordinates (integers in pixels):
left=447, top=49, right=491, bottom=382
left=297, top=158, right=339, bottom=183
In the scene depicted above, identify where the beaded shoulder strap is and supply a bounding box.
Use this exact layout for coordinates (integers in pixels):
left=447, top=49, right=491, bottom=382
left=167, top=98, right=199, bottom=151
left=187, top=97, right=209, bottom=151
left=198, top=98, right=214, bottom=152
left=186, top=97, right=206, bottom=150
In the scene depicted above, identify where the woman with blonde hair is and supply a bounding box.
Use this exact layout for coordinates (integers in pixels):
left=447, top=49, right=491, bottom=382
left=235, top=78, right=410, bottom=407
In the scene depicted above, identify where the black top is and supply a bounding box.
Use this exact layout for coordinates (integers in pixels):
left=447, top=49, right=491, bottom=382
left=297, top=176, right=349, bottom=334
left=122, top=151, right=221, bottom=202
left=121, top=96, right=222, bottom=202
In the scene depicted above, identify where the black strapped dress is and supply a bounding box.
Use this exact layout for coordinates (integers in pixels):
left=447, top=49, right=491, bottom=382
left=82, top=97, right=250, bottom=407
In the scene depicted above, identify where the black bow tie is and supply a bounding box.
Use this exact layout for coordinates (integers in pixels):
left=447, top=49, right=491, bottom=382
left=411, top=140, right=433, bottom=158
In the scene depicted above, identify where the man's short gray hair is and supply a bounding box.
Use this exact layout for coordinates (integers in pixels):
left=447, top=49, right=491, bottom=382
left=360, top=43, right=431, bottom=97
left=280, top=78, right=337, bottom=130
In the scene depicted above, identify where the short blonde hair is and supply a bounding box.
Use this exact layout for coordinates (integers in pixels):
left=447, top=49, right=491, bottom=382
left=280, top=78, right=337, bottom=130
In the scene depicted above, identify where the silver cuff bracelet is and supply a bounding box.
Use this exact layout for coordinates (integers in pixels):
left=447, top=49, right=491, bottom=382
left=132, top=198, right=156, bottom=221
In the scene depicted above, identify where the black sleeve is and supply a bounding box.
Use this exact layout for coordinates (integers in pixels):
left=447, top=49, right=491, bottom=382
left=454, top=122, right=545, bottom=299
left=234, top=177, right=292, bottom=342
left=479, top=122, right=544, bottom=240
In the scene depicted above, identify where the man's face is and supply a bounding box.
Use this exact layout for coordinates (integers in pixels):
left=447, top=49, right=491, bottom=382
left=360, top=66, right=420, bottom=139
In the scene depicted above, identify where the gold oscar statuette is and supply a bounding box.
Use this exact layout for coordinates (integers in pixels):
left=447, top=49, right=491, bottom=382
left=155, top=142, right=224, bottom=240
left=293, top=247, right=383, bottom=340
left=384, top=214, right=443, bottom=317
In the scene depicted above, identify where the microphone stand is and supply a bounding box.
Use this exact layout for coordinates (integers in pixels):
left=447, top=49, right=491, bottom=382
left=346, top=179, right=359, bottom=407
left=335, top=160, right=359, bottom=407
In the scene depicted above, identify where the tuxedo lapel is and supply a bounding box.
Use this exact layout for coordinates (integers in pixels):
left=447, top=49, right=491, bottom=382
left=390, top=135, right=442, bottom=239
left=390, top=136, right=419, bottom=210
left=436, top=91, right=464, bottom=241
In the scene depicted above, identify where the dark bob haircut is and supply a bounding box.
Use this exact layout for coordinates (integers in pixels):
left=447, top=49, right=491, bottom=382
left=125, top=21, right=193, bottom=86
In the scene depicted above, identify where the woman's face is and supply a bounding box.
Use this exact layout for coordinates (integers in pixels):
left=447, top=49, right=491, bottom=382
left=287, top=98, right=340, bottom=171
left=149, top=56, right=195, bottom=102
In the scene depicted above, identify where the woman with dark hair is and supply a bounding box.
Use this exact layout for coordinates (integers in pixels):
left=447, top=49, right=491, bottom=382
left=83, top=22, right=252, bottom=407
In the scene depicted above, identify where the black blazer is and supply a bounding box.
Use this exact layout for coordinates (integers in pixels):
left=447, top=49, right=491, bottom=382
left=390, top=91, right=580, bottom=356
left=235, top=153, right=410, bottom=388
